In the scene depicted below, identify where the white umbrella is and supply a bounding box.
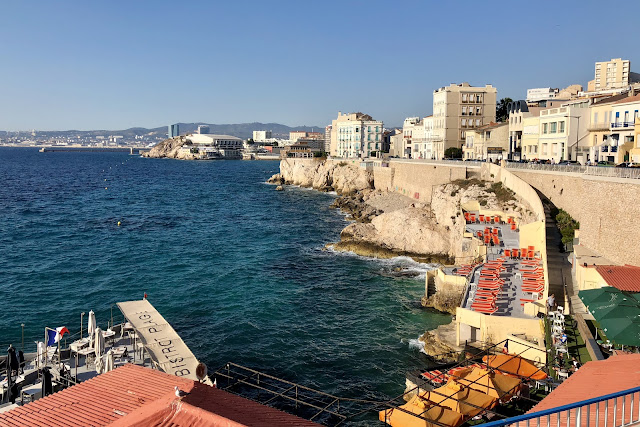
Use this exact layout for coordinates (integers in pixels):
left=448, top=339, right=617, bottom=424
left=88, top=310, right=96, bottom=345
left=95, top=355, right=104, bottom=374
left=37, top=341, right=45, bottom=366
left=94, top=327, right=104, bottom=359
left=104, top=350, right=114, bottom=373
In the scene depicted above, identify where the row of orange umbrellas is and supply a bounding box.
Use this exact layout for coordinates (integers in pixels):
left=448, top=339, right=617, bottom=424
left=380, top=354, right=546, bottom=427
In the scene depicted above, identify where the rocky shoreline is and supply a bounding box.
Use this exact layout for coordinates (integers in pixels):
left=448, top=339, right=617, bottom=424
left=268, top=158, right=537, bottom=359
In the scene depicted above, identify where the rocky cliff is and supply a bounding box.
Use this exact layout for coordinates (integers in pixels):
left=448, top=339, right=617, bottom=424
left=269, top=160, right=537, bottom=266
left=142, top=137, right=196, bottom=160
left=267, top=159, right=373, bottom=194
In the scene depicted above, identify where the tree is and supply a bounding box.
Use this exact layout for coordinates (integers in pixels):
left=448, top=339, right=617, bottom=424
left=496, top=97, right=513, bottom=123
left=246, top=138, right=255, bottom=145
left=444, top=147, right=462, bottom=159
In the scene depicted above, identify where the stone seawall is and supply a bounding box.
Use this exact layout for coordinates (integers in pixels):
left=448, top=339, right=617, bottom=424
left=511, top=169, right=640, bottom=266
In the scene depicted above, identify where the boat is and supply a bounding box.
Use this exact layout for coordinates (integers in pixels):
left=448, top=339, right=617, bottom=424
left=0, top=299, right=210, bottom=410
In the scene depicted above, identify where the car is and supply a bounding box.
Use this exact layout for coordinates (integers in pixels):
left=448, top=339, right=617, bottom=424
left=597, top=161, right=615, bottom=167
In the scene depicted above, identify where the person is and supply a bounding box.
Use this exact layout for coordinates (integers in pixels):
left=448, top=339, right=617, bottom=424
left=547, top=294, right=556, bottom=312
left=571, top=357, right=581, bottom=371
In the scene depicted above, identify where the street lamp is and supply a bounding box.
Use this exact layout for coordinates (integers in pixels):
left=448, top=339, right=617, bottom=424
left=564, top=115, right=581, bottom=162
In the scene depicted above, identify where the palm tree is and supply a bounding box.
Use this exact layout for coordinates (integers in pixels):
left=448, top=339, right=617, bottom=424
left=496, top=97, right=513, bottom=123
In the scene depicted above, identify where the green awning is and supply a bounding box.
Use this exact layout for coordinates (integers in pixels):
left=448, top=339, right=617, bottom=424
left=579, top=287, right=640, bottom=347
left=599, top=318, right=640, bottom=347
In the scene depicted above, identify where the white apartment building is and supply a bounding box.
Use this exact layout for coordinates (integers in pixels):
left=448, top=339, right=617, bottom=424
left=526, top=88, right=559, bottom=102
left=402, top=117, right=422, bottom=158
left=330, top=112, right=383, bottom=158
left=253, top=130, right=272, bottom=142
left=432, top=83, right=497, bottom=159
left=537, top=106, right=589, bottom=163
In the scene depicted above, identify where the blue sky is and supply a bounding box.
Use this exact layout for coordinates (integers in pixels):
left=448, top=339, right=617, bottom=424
left=1, top=0, right=639, bottom=130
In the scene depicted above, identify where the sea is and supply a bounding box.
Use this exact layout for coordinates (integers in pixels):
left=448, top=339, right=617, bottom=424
left=0, top=147, right=451, bottom=417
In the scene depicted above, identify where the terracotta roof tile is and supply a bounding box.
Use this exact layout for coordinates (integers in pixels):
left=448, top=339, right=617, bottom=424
left=528, top=354, right=640, bottom=426
left=0, top=364, right=317, bottom=426
left=595, top=265, right=640, bottom=292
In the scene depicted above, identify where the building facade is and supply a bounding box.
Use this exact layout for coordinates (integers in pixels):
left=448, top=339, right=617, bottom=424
left=168, top=124, right=180, bottom=138
left=187, top=134, right=243, bottom=159
left=197, top=125, right=210, bottom=134
left=432, top=83, right=497, bottom=160
left=462, top=122, right=509, bottom=161
left=537, top=105, right=589, bottom=163
left=324, top=125, right=332, bottom=153
left=253, top=130, right=272, bottom=142
left=588, top=58, right=640, bottom=92
left=402, top=117, right=422, bottom=158
left=602, top=94, right=640, bottom=163
left=330, top=112, right=383, bottom=158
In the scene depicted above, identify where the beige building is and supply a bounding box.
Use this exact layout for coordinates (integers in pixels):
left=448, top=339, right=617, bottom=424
left=632, top=117, right=640, bottom=162
left=432, top=83, right=497, bottom=159
left=588, top=58, right=640, bottom=92
left=520, top=116, right=540, bottom=160
left=389, top=130, right=404, bottom=157
left=601, top=93, right=640, bottom=163
left=330, top=112, right=383, bottom=158
left=462, top=122, right=509, bottom=161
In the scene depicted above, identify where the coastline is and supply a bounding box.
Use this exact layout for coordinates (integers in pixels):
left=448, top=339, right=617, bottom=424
left=268, top=158, right=540, bottom=360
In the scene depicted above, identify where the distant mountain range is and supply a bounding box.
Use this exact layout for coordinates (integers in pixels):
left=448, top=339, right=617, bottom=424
left=1, top=122, right=325, bottom=140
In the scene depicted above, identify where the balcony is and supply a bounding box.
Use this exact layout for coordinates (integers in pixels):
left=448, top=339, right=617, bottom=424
left=611, top=121, right=635, bottom=128
left=587, top=122, right=610, bottom=131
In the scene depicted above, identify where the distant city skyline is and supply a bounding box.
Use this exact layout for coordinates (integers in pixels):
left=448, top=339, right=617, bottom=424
left=1, top=0, right=639, bottom=131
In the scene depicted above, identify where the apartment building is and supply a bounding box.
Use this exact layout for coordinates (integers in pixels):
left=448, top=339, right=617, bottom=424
left=402, top=117, right=422, bottom=158
left=507, top=99, right=566, bottom=160
left=588, top=58, right=640, bottom=92
left=432, top=83, right=497, bottom=159
left=520, top=116, right=540, bottom=160
left=252, top=130, right=272, bottom=142
left=601, top=94, right=640, bottom=163
left=330, top=112, right=383, bottom=158
left=324, top=125, right=332, bottom=153
left=537, top=105, right=589, bottom=163
left=389, top=130, right=404, bottom=157
left=462, top=122, right=508, bottom=161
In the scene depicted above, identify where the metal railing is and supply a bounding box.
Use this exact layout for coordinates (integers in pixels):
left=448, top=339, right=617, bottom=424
left=482, top=386, right=640, bottom=427
left=506, top=163, right=640, bottom=180
left=611, top=121, right=635, bottom=128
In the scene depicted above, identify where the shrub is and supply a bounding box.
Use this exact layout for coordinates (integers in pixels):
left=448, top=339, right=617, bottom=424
left=556, top=209, right=579, bottom=245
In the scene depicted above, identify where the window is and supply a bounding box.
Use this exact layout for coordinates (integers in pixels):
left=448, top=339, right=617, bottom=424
left=461, top=119, right=466, bottom=126
left=368, top=126, right=371, bottom=132
left=462, top=107, right=466, bottom=115
left=543, top=123, right=548, bottom=134
left=476, top=119, right=480, bottom=126
left=559, top=121, right=565, bottom=133
left=550, top=122, right=557, bottom=133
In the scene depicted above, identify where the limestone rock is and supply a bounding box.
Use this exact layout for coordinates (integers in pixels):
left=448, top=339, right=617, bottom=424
left=142, top=137, right=196, bottom=160
left=275, top=185, right=284, bottom=191
left=276, top=159, right=373, bottom=194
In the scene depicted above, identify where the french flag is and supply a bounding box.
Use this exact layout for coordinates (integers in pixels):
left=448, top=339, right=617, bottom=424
left=46, top=326, right=70, bottom=346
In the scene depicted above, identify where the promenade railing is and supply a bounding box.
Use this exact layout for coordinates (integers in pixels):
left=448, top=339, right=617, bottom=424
left=505, top=162, right=640, bottom=180
left=482, top=385, right=640, bottom=427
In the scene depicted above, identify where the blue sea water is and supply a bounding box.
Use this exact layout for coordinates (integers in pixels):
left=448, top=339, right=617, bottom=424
left=0, top=148, right=450, bottom=408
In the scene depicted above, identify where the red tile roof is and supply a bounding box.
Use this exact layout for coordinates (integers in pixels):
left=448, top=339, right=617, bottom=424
left=528, top=354, right=640, bottom=426
left=0, top=364, right=317, bottom=427
left=595, top=264, right=640, bottom=292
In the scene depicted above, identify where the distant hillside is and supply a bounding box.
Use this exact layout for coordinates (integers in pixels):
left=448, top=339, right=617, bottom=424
left=7, top=122, right=324, bottom=140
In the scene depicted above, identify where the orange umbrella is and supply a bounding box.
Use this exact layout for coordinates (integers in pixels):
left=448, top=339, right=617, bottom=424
left=421, top=380, right=498, bottom=417
left=483, top=354, right=548, bottom=380
left=379, top=394, right=465, bottom=427
left=454, top=367, right=522, bottom=402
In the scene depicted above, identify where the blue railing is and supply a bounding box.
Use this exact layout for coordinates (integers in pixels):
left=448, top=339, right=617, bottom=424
left=483, top=385, right=640, bottom=426
left=611, top=121, right=635, bottom=128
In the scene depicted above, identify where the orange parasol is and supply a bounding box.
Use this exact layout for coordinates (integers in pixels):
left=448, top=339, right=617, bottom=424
left=379, top=394, right=465, bottom=427
left=483, top=354, right=548, bottom=380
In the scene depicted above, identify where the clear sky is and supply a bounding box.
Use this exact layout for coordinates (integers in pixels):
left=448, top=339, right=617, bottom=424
left=1, top=0, right=639, bottom=131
